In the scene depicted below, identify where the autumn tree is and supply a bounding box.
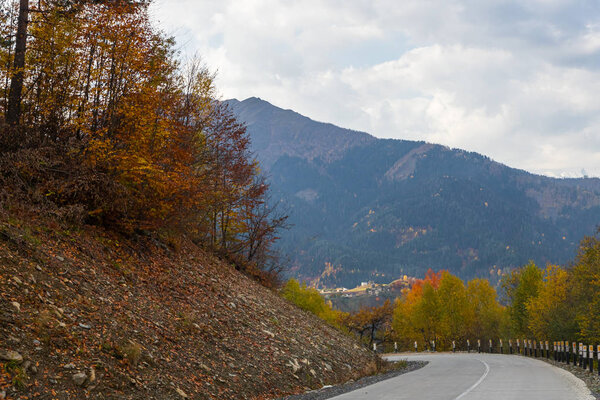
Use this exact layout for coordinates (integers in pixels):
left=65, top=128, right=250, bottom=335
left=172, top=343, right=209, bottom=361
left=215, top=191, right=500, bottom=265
left=343, top=300, right=393, bottom=347
left=0, top=0, right=288, bottom=285
left=466, top=278, right=505, bottom=340
left=393, top=277, right=442, bottom=349
left=569, top=234, right=600, bottom=343
left=527, top=265, right=576, bottom=340
left=393, top=270, right=507, bottom=350
left=437, top=272, right=470, bottom=346
left=281, top=279, right=341, bottom=326
left=5, top=0, right=27, bottom=127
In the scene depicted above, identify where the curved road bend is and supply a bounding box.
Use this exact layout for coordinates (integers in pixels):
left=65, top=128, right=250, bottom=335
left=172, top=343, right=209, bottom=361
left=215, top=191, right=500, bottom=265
left=331, top=353, right=594, bottom=400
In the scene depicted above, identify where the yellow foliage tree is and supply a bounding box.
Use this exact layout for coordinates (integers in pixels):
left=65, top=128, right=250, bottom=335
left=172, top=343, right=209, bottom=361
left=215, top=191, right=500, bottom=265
left=527, top=265, right=576, bottom=340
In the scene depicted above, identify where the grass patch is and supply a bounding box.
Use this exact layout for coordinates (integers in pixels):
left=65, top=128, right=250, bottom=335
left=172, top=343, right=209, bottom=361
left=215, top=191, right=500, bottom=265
left=118, top=340, right=142, bottom=366
left=176, top=311, right=198, bottom=334
left=5, top=361, right=27, bottom=390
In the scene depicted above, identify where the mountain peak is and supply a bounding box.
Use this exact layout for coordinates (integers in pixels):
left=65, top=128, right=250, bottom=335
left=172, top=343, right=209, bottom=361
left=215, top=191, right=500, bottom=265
left=226, top=97, right=375, bottom=168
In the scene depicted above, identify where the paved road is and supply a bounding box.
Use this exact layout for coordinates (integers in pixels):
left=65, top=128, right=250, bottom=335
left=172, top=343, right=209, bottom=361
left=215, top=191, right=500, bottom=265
left=330, top=353, right=594, bottom=400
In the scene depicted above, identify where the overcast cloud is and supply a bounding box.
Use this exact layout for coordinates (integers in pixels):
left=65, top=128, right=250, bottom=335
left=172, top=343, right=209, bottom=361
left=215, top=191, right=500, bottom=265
left=151, top=0, right=600, bottom=177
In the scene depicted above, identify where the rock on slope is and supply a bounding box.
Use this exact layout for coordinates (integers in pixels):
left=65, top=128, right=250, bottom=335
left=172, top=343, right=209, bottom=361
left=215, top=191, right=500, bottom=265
left=0, top=215, right=377, bottom=399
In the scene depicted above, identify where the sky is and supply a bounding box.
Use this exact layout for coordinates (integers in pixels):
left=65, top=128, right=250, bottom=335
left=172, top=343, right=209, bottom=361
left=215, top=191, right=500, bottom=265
left=150, top=0, right=600, bottom=178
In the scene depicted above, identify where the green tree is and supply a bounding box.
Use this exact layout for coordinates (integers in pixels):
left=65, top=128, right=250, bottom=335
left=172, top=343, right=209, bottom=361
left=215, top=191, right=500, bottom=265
left=281, top=279, right=340, bottom=326
left=501, top=261, right=543, bottom=336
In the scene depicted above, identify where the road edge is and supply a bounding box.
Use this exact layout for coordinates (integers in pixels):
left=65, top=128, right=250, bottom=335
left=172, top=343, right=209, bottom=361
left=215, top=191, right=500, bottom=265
left=277, top=360, right=428, bottom=400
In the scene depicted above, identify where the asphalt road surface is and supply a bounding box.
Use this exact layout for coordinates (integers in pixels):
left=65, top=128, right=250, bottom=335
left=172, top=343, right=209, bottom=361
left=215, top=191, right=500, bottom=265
left=330, top=353, right=594, bottom=400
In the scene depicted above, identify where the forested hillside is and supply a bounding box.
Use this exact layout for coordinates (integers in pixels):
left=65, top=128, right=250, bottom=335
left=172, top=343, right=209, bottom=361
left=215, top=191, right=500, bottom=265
left=228, top=97, right=600, bottom=288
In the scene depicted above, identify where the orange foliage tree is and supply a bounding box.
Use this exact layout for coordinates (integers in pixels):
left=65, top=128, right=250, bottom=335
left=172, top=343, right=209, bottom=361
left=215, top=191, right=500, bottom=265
left=0, top=0, right=287, bottom=281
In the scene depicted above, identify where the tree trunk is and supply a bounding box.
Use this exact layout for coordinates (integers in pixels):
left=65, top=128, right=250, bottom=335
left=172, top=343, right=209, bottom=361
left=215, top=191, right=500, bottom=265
left=6, top=0, right=29, bottom=126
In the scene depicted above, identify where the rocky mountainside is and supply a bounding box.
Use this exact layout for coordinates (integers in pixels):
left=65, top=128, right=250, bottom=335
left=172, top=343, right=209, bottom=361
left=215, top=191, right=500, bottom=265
left=227, top=97, right=600, bottom=288
left=0, top=213, right=378, bottom=400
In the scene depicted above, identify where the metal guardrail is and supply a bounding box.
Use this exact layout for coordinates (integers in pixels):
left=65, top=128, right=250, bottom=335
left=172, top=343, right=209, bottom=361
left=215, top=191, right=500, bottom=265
left=387, top=338, right=600, bottom=375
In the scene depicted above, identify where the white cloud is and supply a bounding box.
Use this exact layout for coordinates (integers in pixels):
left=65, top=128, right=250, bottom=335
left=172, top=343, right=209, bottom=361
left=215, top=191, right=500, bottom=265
left=151, top=0, right=600, bottom=177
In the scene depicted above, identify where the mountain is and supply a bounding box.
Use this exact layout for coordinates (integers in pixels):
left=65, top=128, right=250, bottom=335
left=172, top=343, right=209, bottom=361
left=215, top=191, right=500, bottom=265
left=227, top=97, right=600, bottom=288
left=225, top=97, right=374, bottom=169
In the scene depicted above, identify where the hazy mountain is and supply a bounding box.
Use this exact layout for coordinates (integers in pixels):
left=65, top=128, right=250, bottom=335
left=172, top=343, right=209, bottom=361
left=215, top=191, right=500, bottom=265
left=227, top=97, right=600, bottom=288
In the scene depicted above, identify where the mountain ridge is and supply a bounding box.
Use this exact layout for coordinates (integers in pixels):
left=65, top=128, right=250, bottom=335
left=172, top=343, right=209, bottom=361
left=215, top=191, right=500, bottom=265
left=228, top=97, right=600, bottom=288
left=225, top=97, right=375, bottom=169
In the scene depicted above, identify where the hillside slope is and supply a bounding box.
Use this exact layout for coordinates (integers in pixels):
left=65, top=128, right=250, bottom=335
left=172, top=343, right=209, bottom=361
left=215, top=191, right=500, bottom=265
left=0, top=213, right=378, bottom=400
left=228, top=97, right=600, bottom=288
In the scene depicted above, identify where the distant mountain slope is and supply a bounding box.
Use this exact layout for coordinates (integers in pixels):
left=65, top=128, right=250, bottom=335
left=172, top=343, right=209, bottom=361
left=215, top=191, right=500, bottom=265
left=229, top=97, right=600, bottom=288
left=225, top=97, right=375, bottom=168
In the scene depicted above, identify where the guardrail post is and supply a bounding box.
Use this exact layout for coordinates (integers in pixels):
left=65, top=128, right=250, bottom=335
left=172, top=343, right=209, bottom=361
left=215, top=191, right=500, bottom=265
left=559, top=341, right=563, bottom=362
left=589, top=345, right=593, bottom=373
left=509, top=339, right=513, bottom=354
left=500, top=339, right=503, bottom=354
left=478, top=339, right=481, bottom=353
left=560, top=341, right=564, bottom=362
left=566, top=341, right=570, bottom=364
left=542, top=340, right=548, bottom=358
left=467, top=339, right=470, bottom=353
left=573, top=342, right=577, bottom=365
left=517, top=339, right=520, bottom=354
left=580, top=343, right=584, bottom=368
left=545, top=341, right=549, bottom=359
left=554, top=342, right=557, bottom=361
left=597, top=345, right=600, bottom=376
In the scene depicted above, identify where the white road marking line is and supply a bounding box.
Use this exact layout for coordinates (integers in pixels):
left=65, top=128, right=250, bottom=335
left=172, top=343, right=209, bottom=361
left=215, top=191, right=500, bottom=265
left=454, top=359, right=490, bottom=400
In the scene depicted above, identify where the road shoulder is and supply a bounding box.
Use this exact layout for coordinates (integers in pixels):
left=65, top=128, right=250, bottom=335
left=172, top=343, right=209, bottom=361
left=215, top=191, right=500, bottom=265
left=278, top=360, right=427, bottom=400
left=539, top=357, right=600, bottom=399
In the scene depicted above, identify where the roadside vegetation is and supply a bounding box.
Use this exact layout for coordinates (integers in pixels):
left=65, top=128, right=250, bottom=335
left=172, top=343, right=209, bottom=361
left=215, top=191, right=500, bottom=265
left=286, top=232, right=600, bottom=352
